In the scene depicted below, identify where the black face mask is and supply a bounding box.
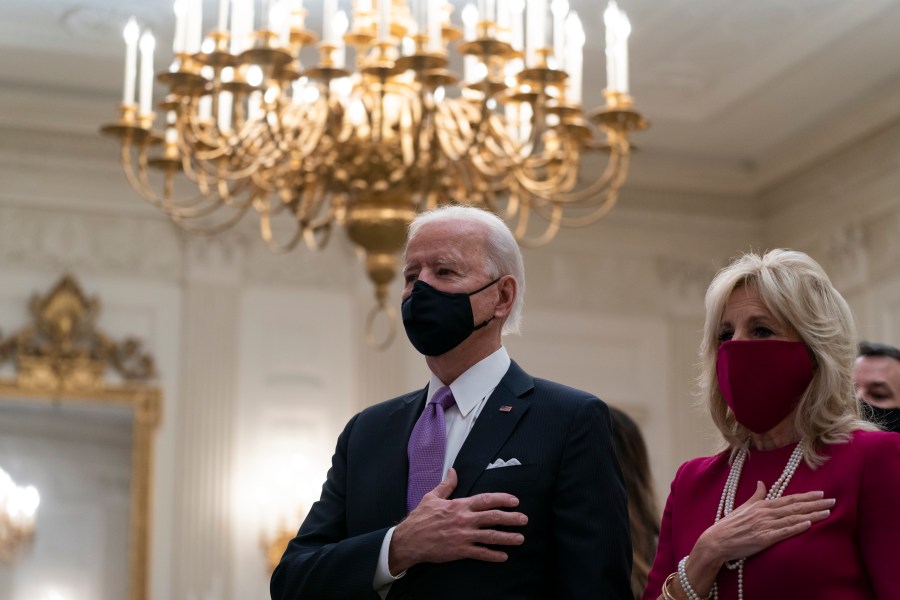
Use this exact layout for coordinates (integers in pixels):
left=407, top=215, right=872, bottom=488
left=401, top=278, right=501, bottom=356
left=861, top=401, right=900, bottom=434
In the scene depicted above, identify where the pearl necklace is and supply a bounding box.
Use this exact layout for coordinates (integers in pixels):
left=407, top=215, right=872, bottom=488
left=709, top=442, right=805, bottom=600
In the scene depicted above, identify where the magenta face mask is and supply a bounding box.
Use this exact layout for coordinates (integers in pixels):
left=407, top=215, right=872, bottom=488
left=716, top=339, right=815, bottom=434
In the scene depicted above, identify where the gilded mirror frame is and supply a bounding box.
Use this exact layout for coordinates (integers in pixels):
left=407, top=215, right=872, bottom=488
left=0, top=275, right=161, bottom=600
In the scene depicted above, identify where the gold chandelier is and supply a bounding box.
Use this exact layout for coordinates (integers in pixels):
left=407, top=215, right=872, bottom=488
left=0, top=466, right=40, bottom=563
left=101, top=0, right=646, bottom=346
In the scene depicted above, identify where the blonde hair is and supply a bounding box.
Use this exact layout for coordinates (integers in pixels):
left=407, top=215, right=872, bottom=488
left=699, top=249, right=875, bottom=466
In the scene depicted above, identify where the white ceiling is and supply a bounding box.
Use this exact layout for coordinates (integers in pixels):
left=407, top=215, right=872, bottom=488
left=2, top=0, right=900, bottom=197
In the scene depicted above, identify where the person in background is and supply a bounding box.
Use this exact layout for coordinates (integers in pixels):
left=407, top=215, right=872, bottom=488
left=854, top=341, right=900, bottom=433
left=271, top=205, right=632, bottom=600
left=610, top=406, right=660, bottom=600
left=643, top=249, right=900, bottom=600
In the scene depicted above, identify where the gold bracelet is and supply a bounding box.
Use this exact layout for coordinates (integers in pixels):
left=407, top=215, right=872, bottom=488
left=662, top=572, right=679, bottom=600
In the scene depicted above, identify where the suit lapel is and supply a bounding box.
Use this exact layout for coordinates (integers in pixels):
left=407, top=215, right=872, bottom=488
left=375, top=387, right=427, bottom=526
left=451, top=361, right=534, bottom=498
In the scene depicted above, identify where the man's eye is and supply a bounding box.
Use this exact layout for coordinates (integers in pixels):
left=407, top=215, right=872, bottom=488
left=404, top=274, right=417, bottom=283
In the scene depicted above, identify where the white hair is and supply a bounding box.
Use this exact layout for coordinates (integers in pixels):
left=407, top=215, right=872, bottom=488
left=407, top=205, right=526, bottom=335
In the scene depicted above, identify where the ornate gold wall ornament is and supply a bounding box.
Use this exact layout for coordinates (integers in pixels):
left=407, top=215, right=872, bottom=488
left=0, top=274, right=157, bottom=394
left=0, top=274, right=161, bottom=600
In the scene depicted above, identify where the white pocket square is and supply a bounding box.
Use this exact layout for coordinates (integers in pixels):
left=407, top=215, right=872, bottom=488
left=486, top=458, right=522, bottom=470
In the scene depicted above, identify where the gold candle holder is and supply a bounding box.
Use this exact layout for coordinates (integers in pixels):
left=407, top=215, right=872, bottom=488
left=99, top=103, right=153, bottom=142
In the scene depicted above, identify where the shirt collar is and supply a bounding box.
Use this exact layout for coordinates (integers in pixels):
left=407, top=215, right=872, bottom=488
left=427, top=346, right=511, bottom=417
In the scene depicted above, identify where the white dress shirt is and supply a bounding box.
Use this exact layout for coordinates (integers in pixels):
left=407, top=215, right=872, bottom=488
left=373, top=346, right=512, bottom=597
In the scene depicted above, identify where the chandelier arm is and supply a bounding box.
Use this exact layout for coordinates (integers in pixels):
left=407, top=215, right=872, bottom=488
left=173, top=134, right=238, bottom=183
left=236, top=121, right=284, bottom=167
left=410, top=89, right=431, bottom=170
left=510, top=200, right=564, bottom=248
left=294, top=183, right=340, bottom=231
left=177, top=103, right=235, bottom=162
left=374, top=78, right=389, bottom=143
left=216, top=171, right=254, bottom=204
left=288, top=101, right=330, bottom=159
left=182, top=89, right=272, bottom=162
left=127, top=143, right=226, bottom=217
left=184, top=128, right=229, bottom=161
left=119, top=142, right=225, bottom=218
left=169, top=197, right=255, bottom=235
left=154, top=147, right=259, bottom=217
left=551, top=140, right=629, bottom=206
left=468, top=149, right=514, bottom=187
left=181, top=151, right=224, bottom=196
left=507, top=93, right=550, bottom=158
left=548, top=160, right=631, bottom=228
left=414, top=113, right=447, bottom=205
left=512, top=157, right=579, bottom=196
left=303, top=222, right=334, bottom=251
left=482, top=180, right=523, bottom=221
left=400, top=93, right=419, bottom=168
left=507, top=131, right=608, bottom=199
left=120, top=143, right=166, bottom=205
left=519, top=142, right=630, bottom=229
left=477, top=114, right=575, bottom=190
left=481, top=116, right=523, bottom=168
left=163, top=177, right=258, bottom=219
left=433, top=102, right=473, bottom=161
left=193, top=106, right=287, bottom=177
left=296, top=187, right=338, bottom=252
left=364, top=302, right=397, bottom=351
left=441, top=98, right=498, bottom=162
left=256, top=198, right=306, bottom=254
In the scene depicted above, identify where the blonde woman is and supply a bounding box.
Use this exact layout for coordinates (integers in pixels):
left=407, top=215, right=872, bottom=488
left=644, top=249, right=900, bottom=600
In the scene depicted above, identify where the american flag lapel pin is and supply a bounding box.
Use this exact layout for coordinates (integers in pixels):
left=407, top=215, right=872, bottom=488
left=499, top=405, right=513, bottom=412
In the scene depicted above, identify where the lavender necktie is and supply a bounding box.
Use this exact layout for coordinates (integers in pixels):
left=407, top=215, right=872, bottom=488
left=407, top=386, right=456, bottom=513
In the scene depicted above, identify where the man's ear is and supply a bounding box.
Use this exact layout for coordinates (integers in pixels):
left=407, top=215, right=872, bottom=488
left=494, top=276, right=517, bottom=318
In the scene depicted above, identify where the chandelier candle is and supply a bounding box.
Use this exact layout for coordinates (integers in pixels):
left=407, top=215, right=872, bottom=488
left=122, top=18, right=140, bottom=106
left=604, top=0, right=630, bottom=94
left=138, top=31, right=155, bottom=117
left=551, top=0, right=568, bottom=69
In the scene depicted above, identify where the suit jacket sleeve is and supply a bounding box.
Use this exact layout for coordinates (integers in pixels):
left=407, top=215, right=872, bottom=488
left=270, top=413, right=385, bottom=600
left=552, top=397, right=633, bottom=598
left=858, top=431, right=900, bottom=599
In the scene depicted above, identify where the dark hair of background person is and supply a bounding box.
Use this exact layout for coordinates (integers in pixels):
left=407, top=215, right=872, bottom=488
left=858, top=341, right=900, bottom=361
left=609, top=406, right=660, bottom=600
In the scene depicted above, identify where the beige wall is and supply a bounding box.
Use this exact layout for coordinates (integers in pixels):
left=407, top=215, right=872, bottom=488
left=759, top=115, right=900, bottom=347
left=2, top=112, right=899, bottom=600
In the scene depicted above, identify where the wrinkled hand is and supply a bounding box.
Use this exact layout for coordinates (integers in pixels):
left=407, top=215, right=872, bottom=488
left=699, top=480, right=835, bottom=563
left=388, top=468, right=528, bottom=574
left=682, top=481, right=835, bottom=598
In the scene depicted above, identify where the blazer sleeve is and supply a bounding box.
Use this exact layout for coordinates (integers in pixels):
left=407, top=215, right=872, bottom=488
left=552, top=398, right=633, bottom=599
left=642, top=461, right=686, bottom=600
left=858, top=431, right=900, bottom=600
left=270, top=413, right=385, bottom=600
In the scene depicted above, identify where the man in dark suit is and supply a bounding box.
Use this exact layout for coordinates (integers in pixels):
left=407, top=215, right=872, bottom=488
left=271, top=206, right=632, bottom=599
